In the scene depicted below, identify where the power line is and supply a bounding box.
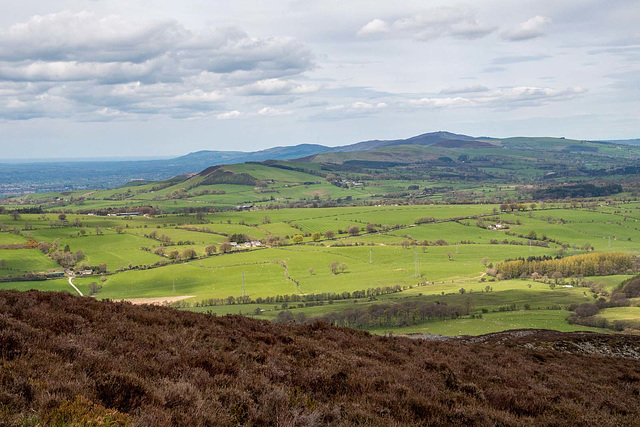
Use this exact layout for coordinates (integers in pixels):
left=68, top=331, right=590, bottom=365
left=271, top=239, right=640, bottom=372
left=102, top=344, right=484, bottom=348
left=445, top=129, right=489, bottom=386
left=242, top=271, right=246, bottom=297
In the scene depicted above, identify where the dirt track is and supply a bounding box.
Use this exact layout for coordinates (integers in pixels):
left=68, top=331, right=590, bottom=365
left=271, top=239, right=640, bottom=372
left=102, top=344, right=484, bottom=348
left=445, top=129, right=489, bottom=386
left=121, top=295, right=194, bottom=305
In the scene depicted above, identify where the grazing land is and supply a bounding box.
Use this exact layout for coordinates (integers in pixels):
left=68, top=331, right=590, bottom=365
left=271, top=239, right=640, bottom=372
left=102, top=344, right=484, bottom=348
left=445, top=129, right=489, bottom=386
left=1, top=198, right=639, bottom=335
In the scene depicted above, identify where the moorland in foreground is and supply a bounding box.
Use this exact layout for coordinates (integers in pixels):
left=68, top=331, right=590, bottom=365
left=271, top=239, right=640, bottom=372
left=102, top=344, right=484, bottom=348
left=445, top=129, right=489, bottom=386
left=2, top=290, right=640, bottom=425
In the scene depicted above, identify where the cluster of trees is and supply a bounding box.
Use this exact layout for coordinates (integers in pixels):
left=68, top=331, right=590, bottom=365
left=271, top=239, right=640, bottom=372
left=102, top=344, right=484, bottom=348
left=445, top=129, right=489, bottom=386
left=315, top=301, right=464, bottom=329
left=499, top=203, right=537, bottom=212
left=0, top=223, right=22, bottom=234
left=88, top=282, right=103, bottom=296
left=145, top=231, right=174, bottom=246
left=229, top=233, right=251, bottom=243
left=153, top=247, right=199, bottom=260
left=50, top=248, right=85, bottom=268
left=488, top=239, right=549, bottom=247
left=533, top=183, right=623, bottom=199
left=404, top=238, right=449, bottom=247
left=566, top=277, right=640, bottom=332
left=189, top=285, right=407, bottom=308
left=329, top=261, right=348, bottom=274
left=36, top=240, right=84, bottom=268
left=493, top=252, right=633, bottom=279
left=502, top=230, right=572, bottom=248
left=200, top=170, right=257, bottom=186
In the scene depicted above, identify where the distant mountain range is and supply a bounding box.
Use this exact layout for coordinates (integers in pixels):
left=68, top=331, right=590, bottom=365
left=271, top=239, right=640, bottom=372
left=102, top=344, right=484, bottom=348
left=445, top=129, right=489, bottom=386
left=171, top=143, right=333, bottom=170
left=1, top=131, right=638, bottom=196
left=175, top=131, right=485, bottom=163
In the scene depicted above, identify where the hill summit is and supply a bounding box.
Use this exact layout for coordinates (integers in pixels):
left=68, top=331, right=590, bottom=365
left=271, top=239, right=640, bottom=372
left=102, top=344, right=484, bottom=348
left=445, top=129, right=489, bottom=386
left=1, top=290, right=640, bottom=425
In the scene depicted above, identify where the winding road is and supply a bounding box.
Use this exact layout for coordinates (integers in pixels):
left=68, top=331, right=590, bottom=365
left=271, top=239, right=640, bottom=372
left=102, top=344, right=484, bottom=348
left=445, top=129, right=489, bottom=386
left=68, top=276, right=84, bottom=296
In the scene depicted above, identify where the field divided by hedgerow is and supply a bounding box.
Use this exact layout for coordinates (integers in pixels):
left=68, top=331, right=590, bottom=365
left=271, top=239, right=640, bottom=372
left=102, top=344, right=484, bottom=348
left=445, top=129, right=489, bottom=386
left=0, top=203, right=639, bottom=335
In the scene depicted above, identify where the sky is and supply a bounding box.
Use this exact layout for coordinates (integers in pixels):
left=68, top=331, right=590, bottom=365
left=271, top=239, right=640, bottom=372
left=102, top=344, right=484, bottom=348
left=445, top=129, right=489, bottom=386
left=0, top=0, right=638, bottom=159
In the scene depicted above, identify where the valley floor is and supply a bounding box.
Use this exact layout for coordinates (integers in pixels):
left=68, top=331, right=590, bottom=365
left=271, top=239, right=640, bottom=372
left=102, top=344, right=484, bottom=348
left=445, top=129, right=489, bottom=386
left=1, top=202, right=639, bottom=334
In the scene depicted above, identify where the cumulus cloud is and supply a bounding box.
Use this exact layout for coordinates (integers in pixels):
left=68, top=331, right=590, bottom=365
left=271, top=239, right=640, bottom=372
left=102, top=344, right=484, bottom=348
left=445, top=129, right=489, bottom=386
left=410, top=97, right=473, bottom=108
left=357, top=7, right=496, bottom=41
left=258, top=106, right=293, bottom=116
left=357, top=19, right=389, bottom=37
left=0, top=11, right=314, bottom=120
left=476, top=86, right=585, bottom=105
left=238, top=78, right=320, bottom=96
left=411, top=86, right=585, bottom=110
left=501, top=16, right=551, bottom=41
left=0, top=11, right=183, bottom=63
left=217, top=110, right=241, bottom=120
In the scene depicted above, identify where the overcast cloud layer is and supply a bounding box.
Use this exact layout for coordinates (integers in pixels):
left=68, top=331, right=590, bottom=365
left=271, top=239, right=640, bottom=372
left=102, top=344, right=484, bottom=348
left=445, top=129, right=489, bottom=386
left=0, top=0, right=638, bottom=158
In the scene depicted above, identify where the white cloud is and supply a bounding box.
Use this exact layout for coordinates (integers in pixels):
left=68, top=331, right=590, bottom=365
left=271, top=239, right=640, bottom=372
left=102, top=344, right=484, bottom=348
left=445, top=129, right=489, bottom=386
left=410, top=86, right=585, bottom=110
left=357, top=19, right=389, bottom=37
left=0, top=11, right=314, bottom=120
left=410, top=97, right=473, bottom=108
left=358, top=7, right=496, bottom=41
left=476, top=86, right=585, bottom=106
left=217, top=110, right=241, bottom=120
left=258, top=106, right=293, bottom=116
left=0, top=11, right=182, bottom=63
left=351, top=101, right=387, bottom=110
left=238, top=78, right=320, bottom=96
left=501, top=16, right=551, bottom=41
left=0, top=59, right=166, bottom=83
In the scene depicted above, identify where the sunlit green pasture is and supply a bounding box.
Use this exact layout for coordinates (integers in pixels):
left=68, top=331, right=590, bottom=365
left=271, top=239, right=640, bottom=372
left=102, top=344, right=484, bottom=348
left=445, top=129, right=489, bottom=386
left=73, top=258, right=296, bottom=300
left=599, top=307, right=640, bottom=322
left=0, top=232, right=28, bottom=245
left=0, top=249, right=60, bottom=276
left=369, top=311, right=603, bottom=336
left=67, top=242, right=557, bottom=301
left=2, top=202, right=639, bottom=335
left=0, top=279, right=71, bottom=293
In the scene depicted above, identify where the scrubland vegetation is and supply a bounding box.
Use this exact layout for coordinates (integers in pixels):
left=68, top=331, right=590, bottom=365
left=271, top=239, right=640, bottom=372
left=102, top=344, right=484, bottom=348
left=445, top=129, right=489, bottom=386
left=1, top=290, right=640, bottom=425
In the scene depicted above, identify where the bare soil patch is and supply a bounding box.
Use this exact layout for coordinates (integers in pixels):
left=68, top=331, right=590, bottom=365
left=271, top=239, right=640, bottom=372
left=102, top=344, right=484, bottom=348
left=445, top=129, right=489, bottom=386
left=121, top=295, right=194, bottom=305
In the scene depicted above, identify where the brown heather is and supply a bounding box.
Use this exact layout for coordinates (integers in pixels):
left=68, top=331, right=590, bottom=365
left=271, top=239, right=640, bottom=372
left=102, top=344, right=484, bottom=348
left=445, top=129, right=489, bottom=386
left=1, top=290, right=640, bottom=426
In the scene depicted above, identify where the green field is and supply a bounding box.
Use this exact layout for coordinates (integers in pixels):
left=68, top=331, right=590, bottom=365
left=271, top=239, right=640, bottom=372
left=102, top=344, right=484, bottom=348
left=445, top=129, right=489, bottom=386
left=1, top=200, right=639, bottom=335
left=369, top=311, right=603, bottom=336
left=599, top=307, right=640, bottom=322
left=0, top=249, right=60, bottom=276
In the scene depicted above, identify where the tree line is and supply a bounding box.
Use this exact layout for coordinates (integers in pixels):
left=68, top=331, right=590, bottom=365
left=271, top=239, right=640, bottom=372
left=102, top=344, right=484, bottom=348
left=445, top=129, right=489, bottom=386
left=493, top=252, right=633, bottom=279
left=186, top=284, right=408, bottom=308
left=567, top=275, right=640, bottom=332
left=277, top=300, right=465, bottom=329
